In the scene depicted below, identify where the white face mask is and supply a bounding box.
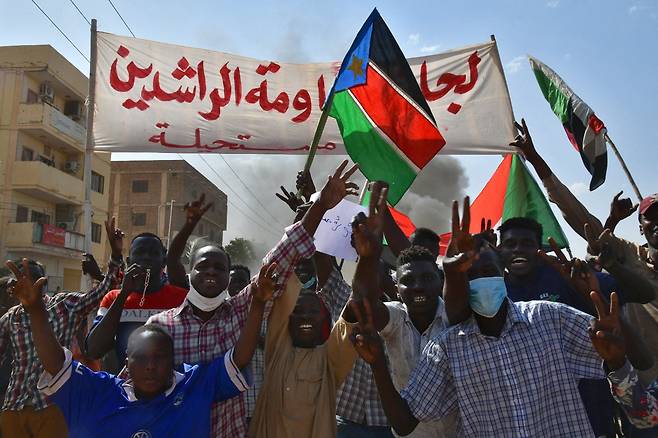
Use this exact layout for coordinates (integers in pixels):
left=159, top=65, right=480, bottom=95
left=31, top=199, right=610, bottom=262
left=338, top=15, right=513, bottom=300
left=185, top=275, right=228, bottom=312
left=468, top=276, right=507, bottom=318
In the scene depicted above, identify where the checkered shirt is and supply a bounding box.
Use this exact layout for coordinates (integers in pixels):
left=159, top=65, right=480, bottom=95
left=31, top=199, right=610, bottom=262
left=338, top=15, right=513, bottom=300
left=148, top=222, right=314, bottom=438
left=0, top=265, right=119, bottom=411
left=331, top=270, right=389, bottom=426
left=401, top=299, right=605, bottom=437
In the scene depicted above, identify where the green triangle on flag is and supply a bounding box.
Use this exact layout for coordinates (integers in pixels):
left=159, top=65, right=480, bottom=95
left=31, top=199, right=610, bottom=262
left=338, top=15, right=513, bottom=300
left=469, top=154, right=569, bottom=249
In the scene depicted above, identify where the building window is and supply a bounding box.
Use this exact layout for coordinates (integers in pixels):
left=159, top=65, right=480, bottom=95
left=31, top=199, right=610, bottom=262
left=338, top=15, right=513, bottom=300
left=16, top=205, right=28, bottom=223
left=91, top=222, right=102, bottom=243
left=21, top=147, right=34, bottom=161
left=91, top=171, right=104, bottom=194
left=132, top=213, right=147, bottom=226
left=26, top=89, right=38, bottom=104
left=132, top=180, right=148, bottom=193
left=31, top=211, right=50, bottom=225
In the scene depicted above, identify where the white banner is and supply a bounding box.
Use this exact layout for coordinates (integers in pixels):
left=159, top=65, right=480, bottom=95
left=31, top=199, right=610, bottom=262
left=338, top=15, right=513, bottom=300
left=94, top=32, right=516, bottom=155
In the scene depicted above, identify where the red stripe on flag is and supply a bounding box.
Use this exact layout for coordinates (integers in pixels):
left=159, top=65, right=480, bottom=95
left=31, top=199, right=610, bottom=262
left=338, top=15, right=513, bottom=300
left=351, top=64, right=446, bottom=169
left=468, top=155, right=513, bottom=234
left=389, top=205, right=416, bottom=237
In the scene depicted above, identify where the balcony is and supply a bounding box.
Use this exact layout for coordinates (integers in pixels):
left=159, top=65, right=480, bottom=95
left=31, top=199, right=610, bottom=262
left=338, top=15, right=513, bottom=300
left=12, top=160, right=84, bottom=205
left=5, top=222, right=85, bottom=256
left=17, top=103, right=85, bottom=153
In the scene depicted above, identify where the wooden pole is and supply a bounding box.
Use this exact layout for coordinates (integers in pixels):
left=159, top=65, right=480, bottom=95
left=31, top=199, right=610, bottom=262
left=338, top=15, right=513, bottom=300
left=604, top=133, right=642, bottom=201
left=81, top=19, right=97, bottom=289
left=297, top=92, right=334, bottom=197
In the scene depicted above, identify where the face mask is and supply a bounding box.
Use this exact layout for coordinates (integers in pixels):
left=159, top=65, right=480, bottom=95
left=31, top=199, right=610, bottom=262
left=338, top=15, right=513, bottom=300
left=185, top=275, right=228, bottom=312
left=302, top=276, right=317, bottom=290
left=468, top=276, right=507, bottom=318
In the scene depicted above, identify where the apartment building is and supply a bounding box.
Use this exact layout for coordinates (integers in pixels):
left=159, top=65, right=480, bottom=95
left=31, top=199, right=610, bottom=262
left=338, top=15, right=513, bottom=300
left=109, top=160, right=227, bottom=251
left=0, top=45, right=111, bottom=291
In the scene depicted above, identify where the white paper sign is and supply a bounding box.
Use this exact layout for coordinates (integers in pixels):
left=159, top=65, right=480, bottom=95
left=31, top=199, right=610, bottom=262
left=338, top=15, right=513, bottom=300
left=314, top=199, right=367, bottom=261
left=94, top=33, right=516, bottom=155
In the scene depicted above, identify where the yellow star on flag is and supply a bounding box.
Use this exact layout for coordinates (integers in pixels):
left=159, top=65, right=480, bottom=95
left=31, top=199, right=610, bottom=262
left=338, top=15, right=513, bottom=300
left=347, top=54, right=365, bottom=79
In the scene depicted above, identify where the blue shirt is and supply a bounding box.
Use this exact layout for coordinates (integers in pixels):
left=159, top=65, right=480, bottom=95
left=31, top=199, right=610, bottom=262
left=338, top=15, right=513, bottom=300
left=38, top=348, right=250, bottom=438
left=400, top=300, right=604, bottom=437
left=505, top=264, right=623, bottom=313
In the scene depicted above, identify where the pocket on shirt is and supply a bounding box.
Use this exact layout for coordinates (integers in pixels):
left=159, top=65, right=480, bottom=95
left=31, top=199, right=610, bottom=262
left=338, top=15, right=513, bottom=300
left=286, top=369, right=323, bottom=409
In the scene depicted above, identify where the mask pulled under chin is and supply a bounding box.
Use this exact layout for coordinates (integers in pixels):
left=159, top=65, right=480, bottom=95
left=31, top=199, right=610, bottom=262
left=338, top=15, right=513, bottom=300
left=468, top=276, right=507, bottom=318
left=186, top=275, right=228, bottom=312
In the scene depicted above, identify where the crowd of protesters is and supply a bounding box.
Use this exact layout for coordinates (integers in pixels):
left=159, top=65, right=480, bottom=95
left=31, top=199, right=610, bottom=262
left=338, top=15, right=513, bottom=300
left=1, top=121, right=657, bottom=437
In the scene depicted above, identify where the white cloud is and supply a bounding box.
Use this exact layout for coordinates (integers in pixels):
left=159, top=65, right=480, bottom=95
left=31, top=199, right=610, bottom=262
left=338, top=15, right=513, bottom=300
left=408, top=33, right=420, bottom=45
left=546, top=0, right=559, bottom=8
left=629, top=5, right=639, bottom=14
left=505, top=55, right=526, bottom=74
left=568, top=181, right=588, bottom=196
left=420, top=44, right=441, bottom=53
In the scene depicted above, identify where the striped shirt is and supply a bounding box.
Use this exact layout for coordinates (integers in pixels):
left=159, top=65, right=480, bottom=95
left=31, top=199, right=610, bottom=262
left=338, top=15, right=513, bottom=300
left=0, top=266, right=118, bottom=411
left=401, top=299, right=604, bottom=437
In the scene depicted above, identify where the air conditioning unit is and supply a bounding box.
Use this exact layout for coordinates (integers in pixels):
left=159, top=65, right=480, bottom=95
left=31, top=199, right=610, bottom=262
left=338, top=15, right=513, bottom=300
left=64, top=100, right=83, bottom=121
left=39, top=82, right=54, bottom=104
left=64, top=160, right=79, bottom=173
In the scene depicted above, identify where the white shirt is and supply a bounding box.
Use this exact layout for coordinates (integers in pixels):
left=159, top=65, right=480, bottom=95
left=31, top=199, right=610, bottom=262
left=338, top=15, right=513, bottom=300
left=380, top=299, right=459, bottom=438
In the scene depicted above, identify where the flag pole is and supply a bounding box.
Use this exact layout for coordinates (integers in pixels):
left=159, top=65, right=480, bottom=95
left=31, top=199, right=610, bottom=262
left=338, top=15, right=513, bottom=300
left=604, top=133, right=642, bottom=201
left=81, top=18, right=97, bottom=289
left=297, top=92, right=335, bottom=197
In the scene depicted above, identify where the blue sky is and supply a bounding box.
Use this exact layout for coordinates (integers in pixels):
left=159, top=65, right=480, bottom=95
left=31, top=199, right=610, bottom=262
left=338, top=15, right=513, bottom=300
left=2, top=0, right=657, bottom=256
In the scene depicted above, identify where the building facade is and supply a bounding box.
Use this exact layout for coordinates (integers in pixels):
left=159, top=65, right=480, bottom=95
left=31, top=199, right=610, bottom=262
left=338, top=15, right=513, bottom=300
left=0, top=45, right=111, bottom=292
left=108, top=160, right=227, bottom=254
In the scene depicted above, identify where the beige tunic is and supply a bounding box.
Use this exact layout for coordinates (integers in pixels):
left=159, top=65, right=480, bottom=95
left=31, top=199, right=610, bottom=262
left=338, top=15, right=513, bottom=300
left=249, top=275, right=357, bottom=438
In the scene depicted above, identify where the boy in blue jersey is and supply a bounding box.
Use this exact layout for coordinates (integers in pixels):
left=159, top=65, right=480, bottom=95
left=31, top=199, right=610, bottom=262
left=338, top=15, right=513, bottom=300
left=6, top=258, right=277, bottom=438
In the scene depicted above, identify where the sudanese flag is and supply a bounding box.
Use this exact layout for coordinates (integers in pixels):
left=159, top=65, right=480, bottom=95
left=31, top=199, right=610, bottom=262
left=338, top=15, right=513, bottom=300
left=329, top=8, right=445, bottom=205
left=529, top=56, right=608, bottom=191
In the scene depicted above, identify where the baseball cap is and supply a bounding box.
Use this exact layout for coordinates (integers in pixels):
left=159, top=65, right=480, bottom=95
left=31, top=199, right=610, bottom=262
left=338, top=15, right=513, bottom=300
left=639, top=193, right=658, bottom=215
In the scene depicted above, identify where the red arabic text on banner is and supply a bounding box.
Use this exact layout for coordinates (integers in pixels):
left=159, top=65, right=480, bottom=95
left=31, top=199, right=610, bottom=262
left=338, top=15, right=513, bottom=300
left=94, top=33, right=516, bottom=155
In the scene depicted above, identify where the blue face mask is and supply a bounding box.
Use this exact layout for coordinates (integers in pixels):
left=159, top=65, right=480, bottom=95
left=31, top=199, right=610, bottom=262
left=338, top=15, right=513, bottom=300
left=302, top=276, right=317, bottom=290
left=468, top=276, right=507, bottom=318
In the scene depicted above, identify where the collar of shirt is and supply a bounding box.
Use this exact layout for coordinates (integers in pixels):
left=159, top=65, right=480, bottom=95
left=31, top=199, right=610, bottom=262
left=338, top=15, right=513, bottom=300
left=457, top=299, right=529, bottom=337
left=399, top=298, right=446, bottom=336
left=121, top=370, right=185, bottom=402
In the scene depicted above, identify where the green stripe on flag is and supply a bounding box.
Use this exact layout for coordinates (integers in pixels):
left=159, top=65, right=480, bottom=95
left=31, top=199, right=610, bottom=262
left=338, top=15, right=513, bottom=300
left=532, top=66, right=571, bottom=124
left=502, top=155, right=569, bottom=248
left=330, top=90, right=416, bottom=205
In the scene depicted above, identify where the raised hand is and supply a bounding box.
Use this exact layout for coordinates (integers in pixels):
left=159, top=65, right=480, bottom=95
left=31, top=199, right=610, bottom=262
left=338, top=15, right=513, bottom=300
left=608, top=191, right=638, bottom=226
left=184, top=194, right=213, bottom=227
left=253, top=262, right=278, bottom=303
left=81, top=253, right=103, bottom=282
left=584, top=223, right=615, bottom=268
left=296, top=170, right=316, bottom=202
left=317, top=160, right=360, bottom=211
left=509, top=119, right=538, bottom=157
left=475, top=217, right=497, bottom=247
left=350, top=299, right=385, bottom=365
left=538, top=237, right=600, bottom=302
left=5, top=259, right=46, bottom=311
left=443, top=197, right=478, bottom=274
left=589, top=291, right=626, bottom=370
left=276, top=186, right=304, bottom=213
left=351, top=183, right=388, bottom=259
left=121, top=263, right=147, bottom=293
left=105, top=217, right=124, bottom=259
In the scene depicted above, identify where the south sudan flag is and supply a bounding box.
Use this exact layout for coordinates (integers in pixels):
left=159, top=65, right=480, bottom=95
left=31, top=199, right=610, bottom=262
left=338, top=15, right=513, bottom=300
left=529, top=56, right=608, bottom=191
left=329, top=9, right=445, bottom=205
